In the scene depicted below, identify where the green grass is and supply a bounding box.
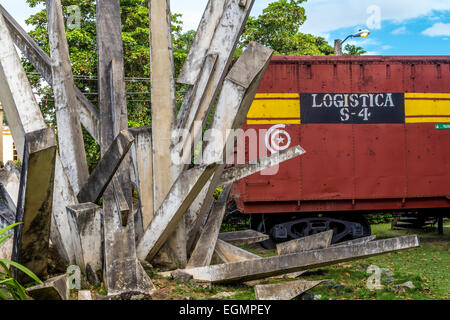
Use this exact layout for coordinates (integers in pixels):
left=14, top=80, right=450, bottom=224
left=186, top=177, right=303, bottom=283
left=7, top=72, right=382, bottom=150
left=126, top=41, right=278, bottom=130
left=151, top=222, right=449, bottom=300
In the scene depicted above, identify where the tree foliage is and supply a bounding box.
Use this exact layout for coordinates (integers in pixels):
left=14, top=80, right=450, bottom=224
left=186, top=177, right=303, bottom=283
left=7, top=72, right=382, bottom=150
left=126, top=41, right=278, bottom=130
left=240, top=0, right=334, bottom=56
left=23, top=0, right=193, bottom=169
left=344, top=44, right=367, bottom=56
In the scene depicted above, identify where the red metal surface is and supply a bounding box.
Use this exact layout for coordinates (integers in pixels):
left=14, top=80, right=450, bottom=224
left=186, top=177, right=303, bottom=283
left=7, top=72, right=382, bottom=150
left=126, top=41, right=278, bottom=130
left=233, top=56, right=450, bottom=215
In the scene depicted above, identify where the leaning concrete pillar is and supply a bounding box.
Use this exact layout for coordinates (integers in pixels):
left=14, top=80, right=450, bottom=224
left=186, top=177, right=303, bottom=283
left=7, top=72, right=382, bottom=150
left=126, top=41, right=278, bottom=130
left=12, top=128, right=57, bottom=282
left=46, top=0, right=89, bottom=194
left=186, top=42, right=274, bottom=251
left=149, top=0, right=186, bottom=267
left=96, top=0, right=154, bottom=295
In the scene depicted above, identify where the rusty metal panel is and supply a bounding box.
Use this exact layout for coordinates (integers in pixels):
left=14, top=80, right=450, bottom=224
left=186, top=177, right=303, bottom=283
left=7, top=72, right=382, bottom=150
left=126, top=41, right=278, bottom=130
left=353, top=124, right=407, bottom=199
left=236, top=56, right=450, bottom=215
left=299, top=124, right=354, bottom=200
left=406, top=123, right=450, bottom=197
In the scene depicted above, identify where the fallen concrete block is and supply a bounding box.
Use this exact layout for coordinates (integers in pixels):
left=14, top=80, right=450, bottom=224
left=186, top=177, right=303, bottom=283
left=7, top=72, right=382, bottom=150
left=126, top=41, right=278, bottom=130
left=255, top=280, right=323, bottom=300
left=78, top=290, right=92, bottom=300
left=136, top=164, right=218, bottom=261
left=68, top=203, right=103, bottom=272
left=214, top=239, right=261, bottom=263
left=77, top=130, right=134, bottom=204
left=27, top=274, right=69, bottom=300
left=12, top=128, right=57, bottom=282
left=181, top=235, right=420, bottom=283
left=332, top=235, right=377, bottom=247
left=218, top=230, right=270, bottom=246
left=276, top=230, right=333, bottom=255
left=187, top=185, right=232, bottom=268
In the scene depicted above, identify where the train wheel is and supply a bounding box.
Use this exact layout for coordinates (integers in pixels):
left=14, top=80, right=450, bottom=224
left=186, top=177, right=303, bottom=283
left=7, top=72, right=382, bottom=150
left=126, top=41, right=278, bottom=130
left=255, top=218, right=277, bottom=250
left=339, top=213, right=371, bottom=238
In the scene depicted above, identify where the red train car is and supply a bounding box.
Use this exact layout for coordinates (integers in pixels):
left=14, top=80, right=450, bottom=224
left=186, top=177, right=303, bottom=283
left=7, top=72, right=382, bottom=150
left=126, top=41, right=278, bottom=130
left=231, top=56, right=450, bottom=246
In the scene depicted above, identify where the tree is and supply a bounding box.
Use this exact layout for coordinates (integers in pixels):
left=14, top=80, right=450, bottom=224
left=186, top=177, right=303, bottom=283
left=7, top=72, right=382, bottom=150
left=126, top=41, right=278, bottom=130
left=23, top=0, right=193, bottom=169
left=240, top=0, right=334, bottom=56
left=344, top=44, right=367, bottom=56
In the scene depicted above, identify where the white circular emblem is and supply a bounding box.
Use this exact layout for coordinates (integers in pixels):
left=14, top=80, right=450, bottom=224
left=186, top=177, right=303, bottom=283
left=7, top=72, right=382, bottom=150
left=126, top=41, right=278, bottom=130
left=265, top=124, right=292, bottom=154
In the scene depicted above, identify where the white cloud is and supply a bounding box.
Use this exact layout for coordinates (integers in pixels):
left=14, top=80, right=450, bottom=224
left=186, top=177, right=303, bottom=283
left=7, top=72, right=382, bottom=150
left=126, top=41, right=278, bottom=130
left=422, top=23, right=450, bottom=37
left=300, top=0, right=450, bottom=35
left=392, top=26, right=408, bottom=35
left=381, top=45, right=393, bottom=50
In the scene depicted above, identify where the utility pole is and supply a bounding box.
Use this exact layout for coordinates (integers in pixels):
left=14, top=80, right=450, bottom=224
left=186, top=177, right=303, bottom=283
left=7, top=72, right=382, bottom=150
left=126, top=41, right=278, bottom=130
left=334, top=39, right=343, bottom=56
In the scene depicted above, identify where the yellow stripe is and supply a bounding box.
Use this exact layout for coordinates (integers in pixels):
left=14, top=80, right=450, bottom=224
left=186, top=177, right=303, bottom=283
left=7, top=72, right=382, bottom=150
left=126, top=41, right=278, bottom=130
left=405, top=99, right=450, bottom=116
left=254, top=93, right=300, bottom=99
left=405, top=117, right=450, bottom=123
left=247, top=99, right=300, bottom=119
left=247, top=119, right=301, bottom=125
left=405, top=93, right=450, bottom=99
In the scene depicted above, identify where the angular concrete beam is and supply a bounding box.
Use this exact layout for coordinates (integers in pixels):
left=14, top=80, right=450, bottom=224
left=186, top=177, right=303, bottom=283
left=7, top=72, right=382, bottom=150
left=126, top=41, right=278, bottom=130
left=214, top=239, right=261, bottom=263
left=64, top=206, right=85, bottom=273
left=187, top=184, right=232, bottom=268
left=112, top=175, right=130, bottom=227
left=332, top=235, right=377, bottom=247
left=0, top=5, right=100, bottom=142
left=77, top=130, right=134, bottom=204
left=0, top=12, right=80, bottom=268
left=27, top=274, right=69, bottom=300
left=46, top=0, right=89, bottom=195
left=102, top=186, right=155, bottom=295
left=218, top=230, right=270, bottom=246
left=276, top=230, right=334, bottom=255
left=136, top=164, right=219, bottom=261
left=0, top=12, right=48, bottom=161
left=177, top=0, right=226, bottom=85
left=68, top=203, right=103, bottom=272
left=220, top=146, right=306, bottom=185
left=255, top=280, right=323, bottom=300
left=12, top=128, right=57, bottom=282
left=174, top=0, right=255, bottom=165
left=186, top=42, right=274, bottom=251
left=181, top=235, right=420, bottom=283
left=129, top=127, right=154, bottom=229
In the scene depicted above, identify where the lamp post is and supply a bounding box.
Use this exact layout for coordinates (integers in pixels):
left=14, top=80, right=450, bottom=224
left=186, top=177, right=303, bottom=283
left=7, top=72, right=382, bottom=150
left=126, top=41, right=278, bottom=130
left=334, top=29, right=370, bottom=56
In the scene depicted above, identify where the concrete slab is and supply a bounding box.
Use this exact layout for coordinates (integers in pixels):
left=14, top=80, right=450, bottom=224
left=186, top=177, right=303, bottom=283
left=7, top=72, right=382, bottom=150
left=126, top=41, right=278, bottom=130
left=27, top=274, right=69, bottom=300
left=136, top=164, right=218, bottom=261
left=332, top=235, right=377, bottom=247
left=77, top=130, right=134, bottom=204
left=255, top=280, right=323, bottom=300
left=186, top=42, right=274, bottom=252
left=187, top=185, right=232, bottom=268
left=181, top=235, right=420, bottom=283
left=78, top=290, right=93, bottom=300
left=276, top=230, right=334, bottom=255
left=218, top=230, right=270, bottom=246
left=12, top=128, right=57, bottom=282
left=214, top=239, right=261, bottom=263
left=0, top=5, right=100, bottom=142
left=68, top=203, right=103, bottom=272
left=46, top=0, right=89, bottom=195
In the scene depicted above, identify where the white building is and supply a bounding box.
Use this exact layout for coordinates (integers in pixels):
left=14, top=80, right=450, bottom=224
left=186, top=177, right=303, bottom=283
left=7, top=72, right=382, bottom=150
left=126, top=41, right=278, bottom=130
left=0, top=103, right=19, bottom=166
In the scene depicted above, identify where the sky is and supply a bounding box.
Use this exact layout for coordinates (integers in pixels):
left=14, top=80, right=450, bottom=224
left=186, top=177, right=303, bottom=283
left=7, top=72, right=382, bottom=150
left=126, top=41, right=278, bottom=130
left=1, top=0, right=450, bottom=55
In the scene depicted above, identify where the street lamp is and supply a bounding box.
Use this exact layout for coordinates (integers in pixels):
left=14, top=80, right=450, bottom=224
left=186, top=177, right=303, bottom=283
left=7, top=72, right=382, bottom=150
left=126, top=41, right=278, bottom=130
left=334, top=29, right=370, bottom=56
